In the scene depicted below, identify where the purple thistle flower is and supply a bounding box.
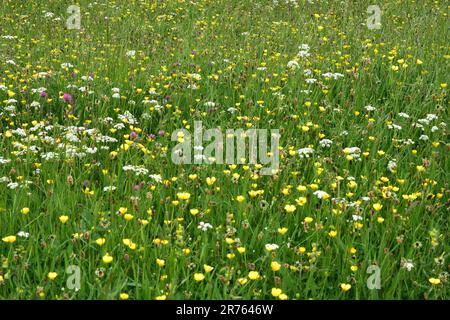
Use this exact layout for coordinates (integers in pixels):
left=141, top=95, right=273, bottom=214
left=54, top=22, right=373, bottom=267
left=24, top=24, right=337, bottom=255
left=63, top=93, right=72, bottom=103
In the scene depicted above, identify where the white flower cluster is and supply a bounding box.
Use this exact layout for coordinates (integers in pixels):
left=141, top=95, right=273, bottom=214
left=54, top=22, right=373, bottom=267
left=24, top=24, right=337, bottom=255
left=112, top=87, right=121, bottom=99
left=126, top=50, right=136, bottom=57
left=0, top=157, right=11, bottom=164
left=122, top=165, right=149, bottom=176
left=297, top=147, right=314, bottom=158
left=198, top=222, right=213, bottom=231
left=287, top=60, right=299, bottom=70
left=149, top=174, right=163, bottom=183
left=265, top=243, right=279, bottom=251
left=118, top=110, right=138, bottom=124
left=388, top=159, right=397, bottom=172
left=297, top=44, right=311, bottom=58
left=313, top=190, right=330, bottom=199
left=322, top=72, right=344, bottom=79
left=343, top=147, right=361, bottom=161
left=319, top=139, right=333, bottom=148
left=273, top=0, right=299, bottom=7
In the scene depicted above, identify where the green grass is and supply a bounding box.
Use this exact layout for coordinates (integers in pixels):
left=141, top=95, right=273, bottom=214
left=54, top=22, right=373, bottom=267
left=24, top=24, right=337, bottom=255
left=0, top=0, right=448, bottom=300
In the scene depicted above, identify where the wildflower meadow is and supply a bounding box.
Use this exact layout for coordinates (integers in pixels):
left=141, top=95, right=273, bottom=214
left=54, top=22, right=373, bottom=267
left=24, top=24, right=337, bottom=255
left=0, top=0, right=448, bottom=300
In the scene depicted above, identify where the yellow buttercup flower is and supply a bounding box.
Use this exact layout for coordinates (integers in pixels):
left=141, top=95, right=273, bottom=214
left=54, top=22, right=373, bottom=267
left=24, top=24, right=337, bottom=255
left=284, top=204, right=296, bottom=213
left=119, top=293, right=129, bottom=300
left=21, top=207, right=30, bottom=215
left=203, top=264, right=214, bottom=273
left=225, top=237, right=235, bottom=245
left=194, top=273, right=205, bottom=282
left=248, top=271, right=260, bottom=280
left=416, top=165, right=425, bottom=172
left=246, top=190, right=256, bottom=198
left=304, top=217, right=313, bottom=224
left=59, top=215, right=69, bottom=224
left=102, top=253, right=113, bottom=264
left=373, top=203, right=383, bottom=211
left=278, top=293, right=288, bottom=300
left=271, top=287, right=282, bottom=297
left=340, top=283, right=351, bottom=292
left=122, top=239, right=137, bottom=250
left=271, top=261, right=281, bottom=272
left=177, top=192, right=191, bottom=201
left=156, top=259, right=165, bottom=267
left=428, top=278, right=441, bottom=285
left=206, top=176, right=216, bottom=186
left=328, top=230, right=337, bottom=238
left=226, top=253, right=236, bottom=259
left=354, top=222, right=363, bottom=230
left=96, top=238, right=106, bottom=246
left=2, top=235, right=16, bottom=243
left=295, top=197, right=307, bottom=206
left=47, top=272, right=58, bottom=280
